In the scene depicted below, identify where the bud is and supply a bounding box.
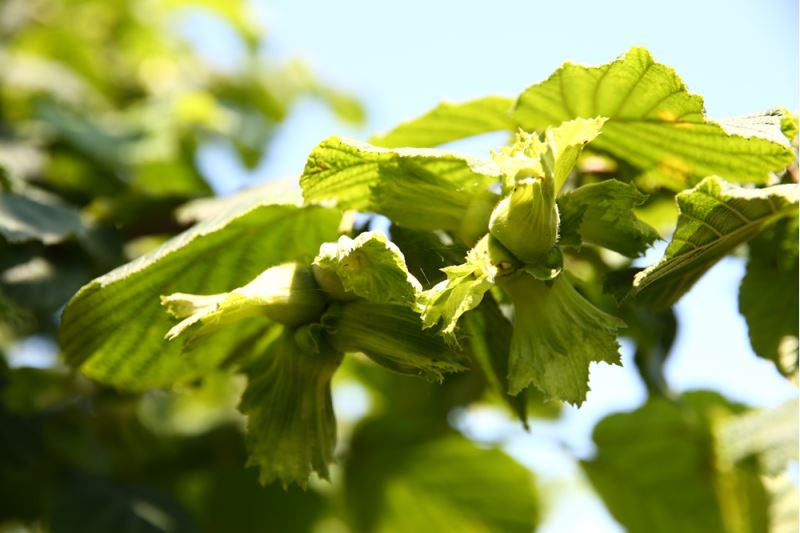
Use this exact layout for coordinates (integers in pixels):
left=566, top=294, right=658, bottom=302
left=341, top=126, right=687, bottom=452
left=323, top=301, right=467, bottom=381
left=489, top=177, right=559, bottom=263
left=162, top=262, right=326, bottom=342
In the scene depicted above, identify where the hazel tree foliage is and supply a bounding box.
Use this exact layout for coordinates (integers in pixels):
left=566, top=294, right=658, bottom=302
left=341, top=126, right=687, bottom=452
left=3, top=35, right=799, bottom=533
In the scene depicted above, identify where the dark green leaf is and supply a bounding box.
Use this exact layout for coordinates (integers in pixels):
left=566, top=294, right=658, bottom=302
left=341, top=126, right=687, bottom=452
left=0, top=191, right=85, bottom=245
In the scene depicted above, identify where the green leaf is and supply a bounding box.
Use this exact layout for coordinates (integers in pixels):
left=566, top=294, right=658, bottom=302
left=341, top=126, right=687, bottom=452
left=313, top=231, right=422, bottom=307
left=583, top=392, right=769, bottom=533
left=718, top=399, right=799, bottom=476
left=161, top=263, right=326, bottom=344
left=738, top=217, right=799, bottom=376
left=492, top=118, right=606, bottom=191
left=60, top=201, right=340, bottom=390
left=240, top=327, right=342, bottom=488
left=300, top=136, right=500, bottom=212
left=323, top=301, right=466, bottom=381
left=419, top=235, right=507, bottom=336
left=0, top=190, right=85, bottom=245
left=497, top=272, right=624, bottom=404
left=557, top=179, right=660, bottom=257
left=345, top=418, right=539, bottom=533
left=370, top=97, right=515, bottom=148
left=514, top=47, right=795, bottom=188
left=632, top=176, right=798, bottom=308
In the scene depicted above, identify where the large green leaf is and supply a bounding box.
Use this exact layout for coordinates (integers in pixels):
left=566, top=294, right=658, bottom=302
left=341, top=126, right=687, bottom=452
left=60, top=200, right=340, bottom=389
left=300, top=136, right=500, bottom=212
left=345, top=418, right=539, bottom=533
left=738, top=217, right=799, bottom=377
left=557, top=179, right=660, bottom=257
left=369, top=97, right=514, bottom=148
left=514, top=47, right=795, bottom=188
left=632, top=176, right=798, bottom=308
left=583, top=392, right=769, bottom=533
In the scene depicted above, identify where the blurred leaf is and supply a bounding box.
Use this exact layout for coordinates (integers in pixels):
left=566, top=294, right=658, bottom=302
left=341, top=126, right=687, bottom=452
left=50, top=476, right=199, bottom=533
left=0, top=190, right=85, bottom=245
left=162, top=0, right=262, bottom=45
left=137, top=372, right=245, bottom=437
left=60, top=201, right=340, bottom=389
left=178, top=468, right=329, bottom=533
left=370, top=97, right=514, bottom=148
left=462, top=297, right=528, bottom=424
left=633, top=176, right=798, bottom=308
left=1, top=254, right=89, bottom=315
left=717, top=399, right=799, bottom=476
left=738, top=217, right=799, bottom=377
left=36, top=100, right=132, bottom=171
left=583, top=392, right=769, bottom=533
left=514, top=47, right=795, bottom=188
left=345, top=417, right=539, bottom=533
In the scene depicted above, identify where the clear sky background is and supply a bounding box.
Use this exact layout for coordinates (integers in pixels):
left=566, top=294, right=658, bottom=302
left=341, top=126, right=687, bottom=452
left=189, top=1, right=799, bottom=531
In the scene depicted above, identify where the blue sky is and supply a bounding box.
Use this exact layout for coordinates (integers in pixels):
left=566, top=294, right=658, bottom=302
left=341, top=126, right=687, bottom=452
left=190, top=2, right=799, bottom=530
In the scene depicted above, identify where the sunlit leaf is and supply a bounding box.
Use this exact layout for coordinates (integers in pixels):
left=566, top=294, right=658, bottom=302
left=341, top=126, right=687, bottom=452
left=60, top=201, right=340, bottom=389
left=514, top=47, right=794, bottom=188
left=632, top=176, right=798, bottom=308
left=313, top=232, right=422, bottom=307
left=370, top=97, right=514, bottom=148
